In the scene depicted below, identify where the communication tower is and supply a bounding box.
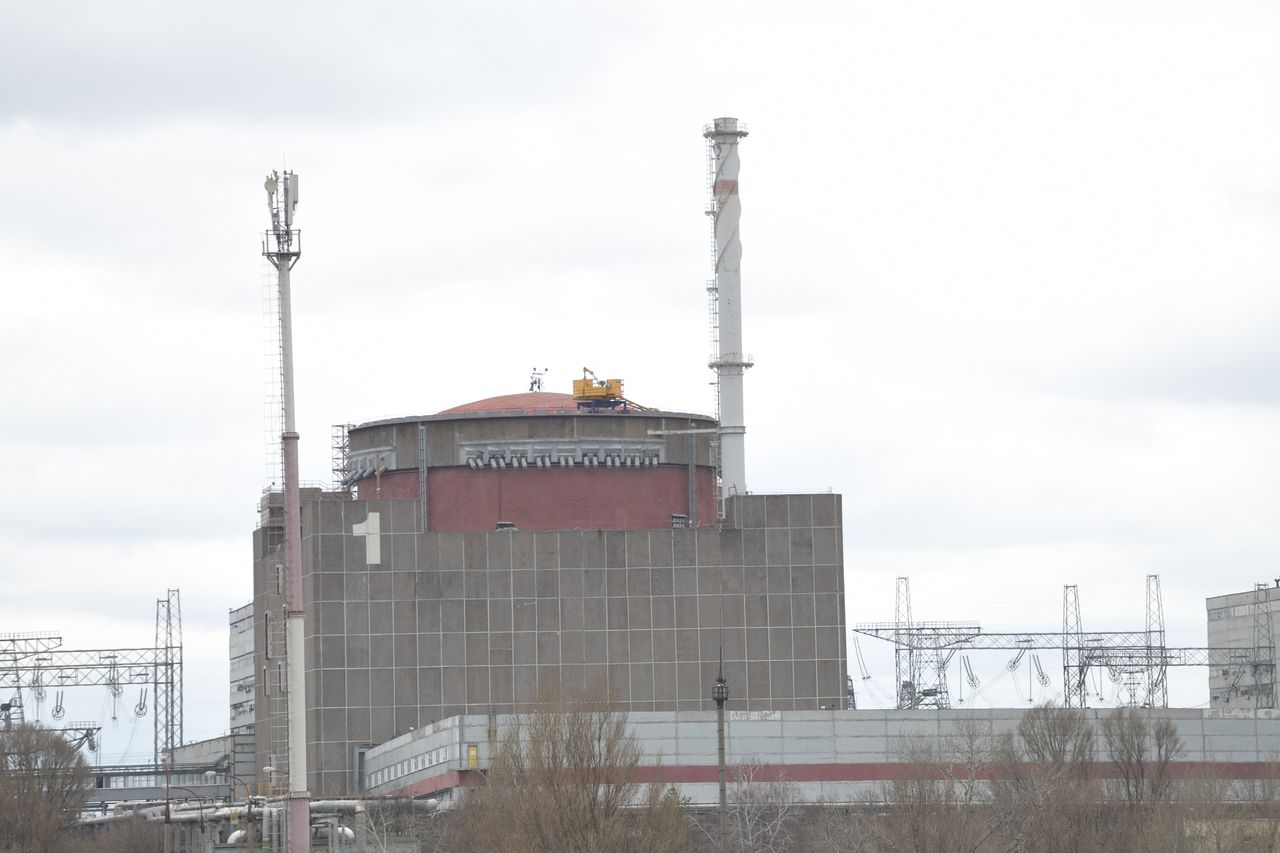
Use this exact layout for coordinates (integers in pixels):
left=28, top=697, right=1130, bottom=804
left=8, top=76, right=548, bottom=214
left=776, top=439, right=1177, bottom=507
left=263, top=169, right=311, bottom=852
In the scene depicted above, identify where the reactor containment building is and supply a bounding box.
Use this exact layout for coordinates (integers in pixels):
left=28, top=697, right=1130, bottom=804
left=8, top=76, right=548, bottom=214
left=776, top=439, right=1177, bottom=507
left=251, top=393, right=846, bottom=795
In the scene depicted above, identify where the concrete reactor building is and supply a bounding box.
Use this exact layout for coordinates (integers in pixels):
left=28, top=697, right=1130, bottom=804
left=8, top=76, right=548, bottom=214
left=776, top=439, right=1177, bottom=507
left=251, top=395, right=846, bottom=795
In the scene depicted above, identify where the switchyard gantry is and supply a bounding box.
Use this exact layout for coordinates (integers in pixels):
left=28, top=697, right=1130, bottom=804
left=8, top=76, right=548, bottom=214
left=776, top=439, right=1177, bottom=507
left=855, top=576, right=1274, bottom=711
left=0, top=589, right=183, bottom=763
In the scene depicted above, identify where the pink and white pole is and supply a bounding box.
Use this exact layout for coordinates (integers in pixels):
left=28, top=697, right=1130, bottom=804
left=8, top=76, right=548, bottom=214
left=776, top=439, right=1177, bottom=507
left=264, top=171, right=310, bottom=853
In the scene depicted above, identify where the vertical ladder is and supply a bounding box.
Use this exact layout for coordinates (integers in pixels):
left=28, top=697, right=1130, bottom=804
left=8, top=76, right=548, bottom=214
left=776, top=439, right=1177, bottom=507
left=266, top=602, right=289, bottom=792
left=262, top=263, right=285, bottom=488
left=705, top=135, right=724, bottom=514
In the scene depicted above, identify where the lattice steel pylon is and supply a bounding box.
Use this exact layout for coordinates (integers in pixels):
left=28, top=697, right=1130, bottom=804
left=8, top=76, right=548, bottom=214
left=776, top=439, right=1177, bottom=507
left=0, top=634, right=61, bottom=729
left=894, top=577, right=916, bottom=708
left=892, top=578, right=954, bottom=708
left=1252, top=582, right=1276, bottom=709
left=1062, top=585, right=1087, bottom=708
left=1145, top=574, right=1167, bottom=708
left=860, top=578, right=1260, bottom=710
left=154, top=589, right=183, bottom=761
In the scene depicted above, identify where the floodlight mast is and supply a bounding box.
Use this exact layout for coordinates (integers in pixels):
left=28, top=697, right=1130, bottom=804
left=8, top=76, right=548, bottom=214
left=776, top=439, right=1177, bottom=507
left=263, top=169, right=309, bottom=853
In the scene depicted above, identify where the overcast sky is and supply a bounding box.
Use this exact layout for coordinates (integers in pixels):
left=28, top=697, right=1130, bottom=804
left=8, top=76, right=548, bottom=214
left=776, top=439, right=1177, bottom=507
left=2, top=1, right=1278, bottom=759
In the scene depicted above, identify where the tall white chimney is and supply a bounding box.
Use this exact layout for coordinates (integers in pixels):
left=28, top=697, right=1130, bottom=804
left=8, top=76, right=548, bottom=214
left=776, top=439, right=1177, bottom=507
left=705, top=117, right=752, bottom=499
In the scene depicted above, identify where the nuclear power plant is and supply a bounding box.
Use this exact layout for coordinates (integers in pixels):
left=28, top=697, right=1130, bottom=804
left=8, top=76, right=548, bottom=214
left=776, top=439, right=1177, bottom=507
left=246, top=119, right=849, bottom=798
left=253, top=427, right=846, bottom=796
left=239, top=116, right=1278, bottom=822
left=4, top=117, right=1277, bottom=852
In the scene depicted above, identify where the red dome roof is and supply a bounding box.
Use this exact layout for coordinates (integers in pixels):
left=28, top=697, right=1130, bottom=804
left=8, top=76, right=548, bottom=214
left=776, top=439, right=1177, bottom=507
left=437, top=392, right=578, bottom=416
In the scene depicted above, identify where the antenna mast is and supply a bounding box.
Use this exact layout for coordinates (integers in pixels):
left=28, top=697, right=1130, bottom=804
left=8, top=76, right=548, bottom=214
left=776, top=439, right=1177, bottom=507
left=263, top=170, right=310, bottom=853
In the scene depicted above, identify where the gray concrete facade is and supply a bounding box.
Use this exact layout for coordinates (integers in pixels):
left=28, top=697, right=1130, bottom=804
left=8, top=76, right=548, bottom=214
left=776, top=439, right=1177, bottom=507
left=229, top=602, right=254, bottom=735
left=1207, top=584, right=1280, bottom=709
left=252, top=492, right=847, bottom=795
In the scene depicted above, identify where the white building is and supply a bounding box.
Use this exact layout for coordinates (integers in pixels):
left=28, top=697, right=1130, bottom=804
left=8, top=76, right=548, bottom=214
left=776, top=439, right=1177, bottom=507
left=229, top=603, right=255, bottom=734
left=362, top=707, right=1280, bottom=805
left=1207, top=582, right=1279, bottom=709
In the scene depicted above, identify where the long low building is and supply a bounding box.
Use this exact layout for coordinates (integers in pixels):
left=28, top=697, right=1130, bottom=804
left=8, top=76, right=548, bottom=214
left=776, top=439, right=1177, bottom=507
left=362, top=707, right=1280, bottom=805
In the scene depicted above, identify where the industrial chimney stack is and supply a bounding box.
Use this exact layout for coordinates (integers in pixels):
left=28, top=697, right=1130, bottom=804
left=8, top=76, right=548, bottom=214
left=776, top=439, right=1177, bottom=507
left=704, top=117, right=752, bottom=499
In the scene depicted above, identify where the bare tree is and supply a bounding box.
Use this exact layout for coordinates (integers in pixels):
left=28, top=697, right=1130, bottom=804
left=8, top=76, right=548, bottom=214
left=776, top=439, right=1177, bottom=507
left=446, top=686, right=691, bottom=853
left=989, top=703, right=1102, bottom=853
left=0, top=724, right=90, bottom=853
left=1229, top=756, right=1280, bottom=853
left=72, top=816, right=164, bottom=853
left=354, top=799, right=447, bottom=853
left=812, top=720, right=997, bottom=853
left=1100, top=707, right=1182, bottom=808
left=715, top=763, right=800, bottom=853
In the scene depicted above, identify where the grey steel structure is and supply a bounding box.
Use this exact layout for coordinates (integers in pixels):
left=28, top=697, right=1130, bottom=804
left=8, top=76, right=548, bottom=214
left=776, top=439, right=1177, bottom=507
left=253, top=490, right=847, bottom=795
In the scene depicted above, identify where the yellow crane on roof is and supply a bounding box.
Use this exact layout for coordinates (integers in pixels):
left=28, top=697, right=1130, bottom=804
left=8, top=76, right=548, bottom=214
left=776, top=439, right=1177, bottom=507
left=572, top=368, right=652, bottom=412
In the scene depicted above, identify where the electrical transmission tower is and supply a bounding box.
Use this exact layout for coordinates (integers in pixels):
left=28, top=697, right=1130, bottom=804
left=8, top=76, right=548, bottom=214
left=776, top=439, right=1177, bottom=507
left=858, top=577, right=1267, bottom=709
left=894, top=577, right=914, bottom=707
left=0, top=591, right=183, bottom=762
left=1062, top=585, right=1085, bottom=706
left=1145, top=574, right=1167, bottom=708
left=893, top=577, right=958, bottom=708
left=154, top=589, right=183, bottom=762
left=1, top=634, right=62, bottom=728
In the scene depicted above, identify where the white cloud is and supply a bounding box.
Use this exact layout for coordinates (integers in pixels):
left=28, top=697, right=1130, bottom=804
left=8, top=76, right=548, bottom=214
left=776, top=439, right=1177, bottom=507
left=1, top=0, right=1278, bottom=750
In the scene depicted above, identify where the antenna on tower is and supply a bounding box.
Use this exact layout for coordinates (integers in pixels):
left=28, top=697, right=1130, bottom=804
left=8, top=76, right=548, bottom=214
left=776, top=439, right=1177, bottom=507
left=529, top=367, right=548, bottom=392
left=261, top=168, right=311, bottom=847
left=263, top=171, right=300, bottom=261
